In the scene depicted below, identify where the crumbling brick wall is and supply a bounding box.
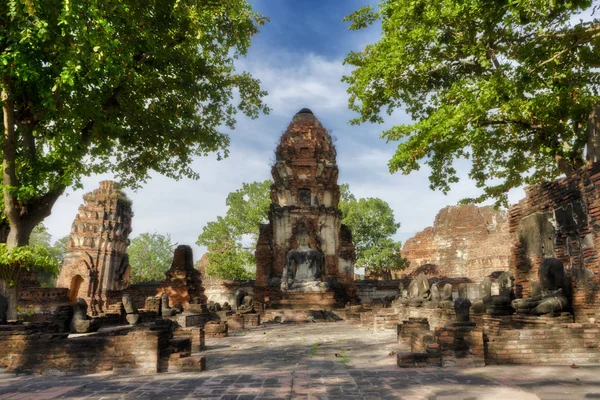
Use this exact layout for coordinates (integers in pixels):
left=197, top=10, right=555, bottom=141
left=400, top=205, right=511, bottom=281
left=509, top=163, right=600, bottom=322
left=0, top=324, right=169, bottom=374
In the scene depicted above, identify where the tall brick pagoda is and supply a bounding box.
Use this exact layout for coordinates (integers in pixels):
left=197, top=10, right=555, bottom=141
left=57, top=181, right=133, bottom=315
left=254, top=109, right=356, bottom=309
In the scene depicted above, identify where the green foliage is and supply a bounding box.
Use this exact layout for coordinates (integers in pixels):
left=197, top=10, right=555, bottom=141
left=197, top=180, right=271, bottom=280
left=0, top=0, right=269, bottom=245
left=344, top=1, right=600, bottom=206
left=339, top=186, right=406, bottom=278
left=0, top=242, right=60, bottom=287
left=128, top=232, right=175, bottom=283
left=27, top=224, right=68, bottom=287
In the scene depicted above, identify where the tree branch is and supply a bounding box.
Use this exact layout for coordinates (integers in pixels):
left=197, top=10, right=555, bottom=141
left=537, top=32, right=600, bottom=69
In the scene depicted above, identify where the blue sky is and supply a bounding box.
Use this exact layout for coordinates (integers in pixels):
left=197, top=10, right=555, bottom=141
left=45, top=1, right=526, bottom=260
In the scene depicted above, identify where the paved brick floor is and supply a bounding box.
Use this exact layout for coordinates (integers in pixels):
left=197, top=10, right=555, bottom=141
left=0, top=321, right=599, bottom=399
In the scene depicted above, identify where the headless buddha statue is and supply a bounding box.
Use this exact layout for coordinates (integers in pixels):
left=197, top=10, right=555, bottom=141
left=281, top=228, right=329, bottom=292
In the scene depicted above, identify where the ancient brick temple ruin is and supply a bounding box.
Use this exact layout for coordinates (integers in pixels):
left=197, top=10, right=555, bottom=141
left=56, top=181, right=133, bottom=315
left=401, top=204, right=511, bottom=280
left=254, top=109, right=356, bottom=309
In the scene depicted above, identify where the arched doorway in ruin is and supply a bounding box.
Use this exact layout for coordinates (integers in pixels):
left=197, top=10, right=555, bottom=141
left=68, top=275, right=84, bottom=303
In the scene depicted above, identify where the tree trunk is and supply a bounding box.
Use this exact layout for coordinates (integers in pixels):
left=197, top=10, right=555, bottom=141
left=586, top=103, right=600, bottom=163
left=5, top=219, right=37, bottom=247
left=0, top=280, right=17, bottom=321
left=2, top=78, right=67, bottom=320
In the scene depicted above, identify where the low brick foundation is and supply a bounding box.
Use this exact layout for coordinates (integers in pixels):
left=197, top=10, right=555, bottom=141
left=435, top=323, right=485, bottom=367
left=227, top=315, right=245, bottom=331
left=0, top=324, right=168, bottom=374
left=205, top=321, right=228, bottom=338
left=374, top=309, right=399, bottom=331
left=485, top=322, right=600, bottom=365
left=242, top=313, right=260, bottom=327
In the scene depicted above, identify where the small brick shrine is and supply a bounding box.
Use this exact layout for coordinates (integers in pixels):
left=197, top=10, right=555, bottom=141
left=56, top=181, right=133, bottom=315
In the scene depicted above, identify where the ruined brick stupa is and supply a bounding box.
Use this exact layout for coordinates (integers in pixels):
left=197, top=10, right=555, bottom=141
left=254, top=109, right=356, bottom=309
left=57, top=181, right=133, bottom=315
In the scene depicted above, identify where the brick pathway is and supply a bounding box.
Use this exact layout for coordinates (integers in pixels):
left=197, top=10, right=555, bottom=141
left=0, top=321, right=599, bottom=399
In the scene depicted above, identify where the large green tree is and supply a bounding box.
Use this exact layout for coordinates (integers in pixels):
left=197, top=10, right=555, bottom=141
left=0, top=0, right=269, bottom=248
left=128, top=232, right=175, bottom=284
left=344, top=1, right=600, bottom=205
left=197, top=180, right=271, bottom=280
left=339, top=184, right=406, bottom=279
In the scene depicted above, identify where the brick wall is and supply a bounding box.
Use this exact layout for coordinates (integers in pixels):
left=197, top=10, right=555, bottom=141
left=509, top=163, right=600, bottom=322
left=17, top=288, right=70, bottom=316
left=0, top=324, right=171, bottom=374
left=485, top=322, right=600, bottom=365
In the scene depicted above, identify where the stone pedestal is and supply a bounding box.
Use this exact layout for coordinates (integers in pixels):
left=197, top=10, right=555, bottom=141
left=434, top=322, right=485, bottom=367
left=205, top=321, right=228, bottom=338
left=227, top=315, right=245, bottom=331
left=160, top=245, right=206, bottom=309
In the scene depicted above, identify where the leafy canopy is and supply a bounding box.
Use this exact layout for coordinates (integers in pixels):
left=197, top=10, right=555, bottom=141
left=128, top=232, right=176, bottom=283
left=0, top=242, right=60, bottom=287
left=344, top=0, right=600, bottom=205
left=197, top=180, right=271, bottom=280
left=0, top=0, right=269, bottom=245
left=338, top=184, right=406, bottom=278
left=28, top=224, right=68, bottom=287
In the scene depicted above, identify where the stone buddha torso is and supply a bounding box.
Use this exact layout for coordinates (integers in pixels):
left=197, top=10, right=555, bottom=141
left=281, top=230, right=329, bottom=292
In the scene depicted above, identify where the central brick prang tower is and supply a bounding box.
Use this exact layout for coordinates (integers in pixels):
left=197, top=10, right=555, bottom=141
left=254, top=109, right=356, bottom=309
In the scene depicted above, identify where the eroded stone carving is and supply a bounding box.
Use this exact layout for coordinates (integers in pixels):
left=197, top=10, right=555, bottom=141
left=512, top=258, right=569, bottom=315
left=408, top=273, right=430, bottom=307
left=440, top=284, right=454, bottom=309
left=454, top=284, right=471, bottom=322
left=161, top=294, right=175, bottom=317
left=71, top=298, right=100, bottom=333
left=484, top=271, right=515, bottom=315
left=122, top=295, right=140, bottom=325
left=281, top=226, right=329, bottom=292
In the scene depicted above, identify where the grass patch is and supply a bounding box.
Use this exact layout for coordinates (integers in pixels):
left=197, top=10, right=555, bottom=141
left=311, top=343, right=320, bottom=356
left=337, top=349, right=350, bottom=368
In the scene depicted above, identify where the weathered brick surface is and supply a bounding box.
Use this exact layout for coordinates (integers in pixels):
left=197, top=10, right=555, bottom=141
left=485, top=322, right=600, bottom=365
left=173, top=327, right=205, bottom=352
left=509, top=163, right=600, bottom=322
left=373, top=309, right=399, bottom=331
left=435, top=324, right=485, bottom=367
left=397, top=318, right=430, bottom=347
left=227, top=315, right=245, bottom=331
left=205, top=321, right=228, bottom=338
left=0, top=324, right=170, bottom=374
left=159, top=245, right=206, bottom=308
left=17, top=289, right=70, bottom=318
left=242, top=313, right=260, bottom=327
left=400, top=205, right=511, bottom=280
